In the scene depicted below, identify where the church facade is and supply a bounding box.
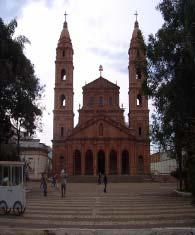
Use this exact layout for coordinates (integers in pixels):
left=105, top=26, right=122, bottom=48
left=52, top=17, right=150, bottom=176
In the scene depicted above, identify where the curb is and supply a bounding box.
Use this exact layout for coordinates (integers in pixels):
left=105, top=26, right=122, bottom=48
left=174, top=189, right=192, bottom=197
left=0, top=228, right=195, bottom=235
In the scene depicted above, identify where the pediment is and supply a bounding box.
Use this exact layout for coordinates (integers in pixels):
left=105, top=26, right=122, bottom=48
left=67, top=116, right=135, bottom=140
left=83, top=77, right=119, bottom=90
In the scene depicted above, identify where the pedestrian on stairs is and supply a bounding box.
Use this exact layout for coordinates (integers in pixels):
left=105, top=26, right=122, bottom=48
left=98, top=172, right=102, bottom=184
left=60, top=169, right=67, bottom=197
left=40, top=173, right=47, bottom=197
left=103, top=174, right=107, bottom=193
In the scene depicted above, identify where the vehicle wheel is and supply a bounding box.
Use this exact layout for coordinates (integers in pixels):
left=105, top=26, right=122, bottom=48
left=6, top=208, right=11, bottom=214
left=0, top=201, right=8, bottom=215
left=13, top=201, right=23, bottom=216
left=22, top=206, right=26, bottom=214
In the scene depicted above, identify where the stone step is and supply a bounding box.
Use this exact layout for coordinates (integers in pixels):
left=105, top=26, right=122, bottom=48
left=68, top=175, right=152, bottom=183
left=1, top=216, right=194, bottom=227
left=1, top=228, right=195, bottom=235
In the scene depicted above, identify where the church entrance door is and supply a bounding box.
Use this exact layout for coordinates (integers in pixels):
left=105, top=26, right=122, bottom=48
left=73, top=150, right=81, bottom=175
left=109, top=150, right=117, bottom=174
left=97, top=150, right=105, bottom=174
left=85, top=150, right=93, bottom=175
left=122, top=150, right=129, bottom=174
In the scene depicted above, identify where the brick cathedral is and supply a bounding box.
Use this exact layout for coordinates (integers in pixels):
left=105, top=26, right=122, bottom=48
left=52, top=16, right=150, bottom=176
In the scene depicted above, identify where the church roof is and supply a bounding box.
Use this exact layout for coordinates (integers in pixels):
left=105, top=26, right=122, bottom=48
left=83, top=76, right=119, bottom=90
left=66, top=115, right=135, bottom=141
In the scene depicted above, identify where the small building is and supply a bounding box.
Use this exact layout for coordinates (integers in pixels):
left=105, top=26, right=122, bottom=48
left=150, top=152, right=177, bottom=175
left=20, top=139, right=51, bottom=180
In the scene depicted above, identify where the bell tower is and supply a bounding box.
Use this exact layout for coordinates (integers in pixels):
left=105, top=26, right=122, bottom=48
left=128, top=17, right=149, bottom=140
left=53, top=14, right=74, bottom=142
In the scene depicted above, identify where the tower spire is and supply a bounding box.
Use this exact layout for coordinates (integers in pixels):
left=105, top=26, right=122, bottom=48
left=134, top=11, right=139, bottom=28
left=63, top=11, right=68, bottom=28
left=59, top=12, right=71, bottom=40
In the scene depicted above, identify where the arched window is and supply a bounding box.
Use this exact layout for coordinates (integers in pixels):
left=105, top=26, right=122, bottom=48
left=136, top=67, right=142, bottom=79
left=61, top=69, right=66, bottom=80
left=88, top=97, right=94, bottom=107
left=99, top=123, right=103, bottom=136
left=62, top=50, right=65, bottom=57
left=139, top=127, right=142, bottom=136
left=61, top=127, right=64, bottom=137
left=137, top=94, right=142, bottom=106
left=60, top=95, right=66, bottom=106
left=99, top=96, right=103, bottom=106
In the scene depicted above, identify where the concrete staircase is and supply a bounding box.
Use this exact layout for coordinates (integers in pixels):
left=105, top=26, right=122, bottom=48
left=1, top=181, right=195, bottom=231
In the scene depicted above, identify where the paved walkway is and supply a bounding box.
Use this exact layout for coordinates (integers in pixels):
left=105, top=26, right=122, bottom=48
left=0, top=181, right=195, bottom=232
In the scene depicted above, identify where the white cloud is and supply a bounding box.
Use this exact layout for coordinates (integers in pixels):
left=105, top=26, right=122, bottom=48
left=11, top=0, right=163, bottom=146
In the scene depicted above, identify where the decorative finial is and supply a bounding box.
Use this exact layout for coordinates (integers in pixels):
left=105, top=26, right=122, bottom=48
left=79, top=104, right=81, bottom=109
left=64, top=11, right=68, bottom=22
left=99, top=65, right=103, bottom=77
left=63, top=11, right=68, bottom=28
left=134, top=11, right=138, bottom=22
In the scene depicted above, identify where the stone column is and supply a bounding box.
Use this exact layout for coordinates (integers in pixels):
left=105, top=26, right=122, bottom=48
left=93, top=145, right=97, bottom=175
left=131, top=142, right=136, bottom=176
left=105, top=145, right=109, bottom=175
left=69, top=145, right=73, bottom=176
left=143, top=143, right=150, bottom=174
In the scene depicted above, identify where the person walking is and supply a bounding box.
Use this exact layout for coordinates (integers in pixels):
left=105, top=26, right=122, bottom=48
left=98, top=172, right=102, bottom=184
left=40, top=173, right=47, bottom=196
left=60, top=169, right=67, bottom=197
left=103, top=174, right=107, bottom=193
left=51, top=174, right=57, bottom=188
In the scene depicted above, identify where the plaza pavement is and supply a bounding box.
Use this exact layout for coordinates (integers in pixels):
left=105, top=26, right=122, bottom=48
left=0, top=181, right=195, bottom=234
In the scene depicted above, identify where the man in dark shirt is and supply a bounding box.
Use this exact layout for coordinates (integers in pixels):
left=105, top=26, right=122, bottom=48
left=103, top=174, right=107, bottom=193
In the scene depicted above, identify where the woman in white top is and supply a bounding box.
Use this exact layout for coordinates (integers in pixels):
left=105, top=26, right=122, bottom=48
left=60, top=169, right=67, bottom=197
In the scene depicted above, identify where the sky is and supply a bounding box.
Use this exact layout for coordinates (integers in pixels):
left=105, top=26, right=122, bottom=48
left=0, top=0, right=164, bottom=148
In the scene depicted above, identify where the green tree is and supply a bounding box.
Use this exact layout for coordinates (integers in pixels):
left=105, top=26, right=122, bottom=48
left=0, top=18, right=43, bottom=160
left=145, top=0, right=195, bottom=191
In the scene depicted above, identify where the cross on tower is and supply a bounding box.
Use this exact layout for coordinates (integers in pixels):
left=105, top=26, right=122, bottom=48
left=134, top=11, right=138, bottom=21
left=64, top=11, right=68, bottom=22
left=99, top=65, right=103, bottom=77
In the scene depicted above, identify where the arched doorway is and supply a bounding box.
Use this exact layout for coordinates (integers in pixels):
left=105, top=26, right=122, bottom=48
left=73, top=150, right=81, bottom=175
left=122, top=150, right=129, bottom=174
left=97, top=150, right=105, bottom=174
left=137, top=155, right=144, bottom=175
left=109, top=150, right=117, bottom=174
left=85, top=150, right=93, bottom=175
